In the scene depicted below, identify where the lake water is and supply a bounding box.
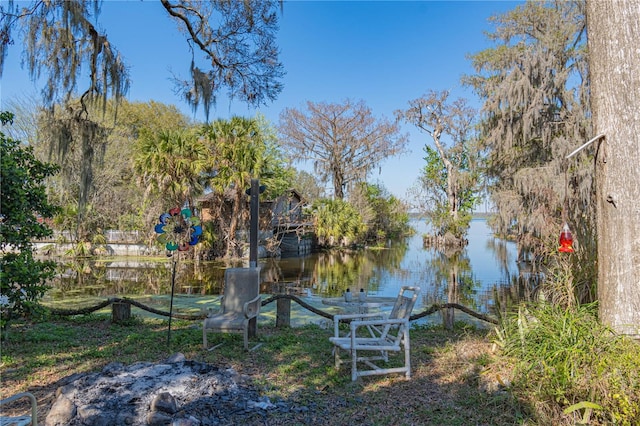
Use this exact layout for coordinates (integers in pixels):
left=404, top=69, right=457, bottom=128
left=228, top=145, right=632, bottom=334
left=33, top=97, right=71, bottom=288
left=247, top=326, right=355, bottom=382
left=43, top=218, right=527, bottom=326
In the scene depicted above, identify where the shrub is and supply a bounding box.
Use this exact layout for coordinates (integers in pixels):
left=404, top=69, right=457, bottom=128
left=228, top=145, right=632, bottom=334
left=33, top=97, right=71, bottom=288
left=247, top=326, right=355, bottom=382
left=495, top=302, right=640, bottom=425
left=310, top=198, right=366, bottom=247
left=0, top=112, right=60, bottom=335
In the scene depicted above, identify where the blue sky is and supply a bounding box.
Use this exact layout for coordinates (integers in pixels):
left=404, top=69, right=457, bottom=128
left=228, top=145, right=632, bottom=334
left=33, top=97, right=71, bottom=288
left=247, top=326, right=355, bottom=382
left=1, top=0, right=522, bottom=201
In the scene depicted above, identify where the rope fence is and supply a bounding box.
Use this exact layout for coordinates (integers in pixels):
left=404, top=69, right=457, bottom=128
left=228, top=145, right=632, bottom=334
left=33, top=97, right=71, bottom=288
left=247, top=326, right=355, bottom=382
left=47, top=294, right=499, bottom=325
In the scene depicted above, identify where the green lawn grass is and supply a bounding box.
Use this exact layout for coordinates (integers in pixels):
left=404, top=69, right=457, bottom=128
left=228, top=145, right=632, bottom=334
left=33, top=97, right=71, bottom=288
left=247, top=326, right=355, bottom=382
left=1, top=315, right=531, bottom=425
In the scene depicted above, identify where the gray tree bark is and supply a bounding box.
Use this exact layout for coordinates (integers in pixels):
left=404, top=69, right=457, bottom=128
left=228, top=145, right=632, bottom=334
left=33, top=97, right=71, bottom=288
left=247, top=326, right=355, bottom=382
left=586, top=0, right=640, bottom=337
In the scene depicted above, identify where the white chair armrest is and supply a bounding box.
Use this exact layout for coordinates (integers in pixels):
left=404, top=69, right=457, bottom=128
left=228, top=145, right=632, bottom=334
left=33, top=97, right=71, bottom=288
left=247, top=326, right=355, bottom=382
left=333, top=312, right=384, bottom=337
left=350, top=317, right=407, bottom=331
left=333, top=312, right=383, bottom=322
left=350, top=318, right=408, bottom=343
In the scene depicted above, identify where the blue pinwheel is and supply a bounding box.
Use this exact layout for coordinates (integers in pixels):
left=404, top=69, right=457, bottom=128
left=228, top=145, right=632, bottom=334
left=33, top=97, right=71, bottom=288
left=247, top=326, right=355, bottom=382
left=154, top=206, right=202, bottom=345
left=154, top=207, right=202, bottom=254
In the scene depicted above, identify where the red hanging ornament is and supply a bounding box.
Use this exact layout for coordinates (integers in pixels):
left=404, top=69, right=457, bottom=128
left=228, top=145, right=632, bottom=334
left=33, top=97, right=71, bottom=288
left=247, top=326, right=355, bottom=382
left=558, top=223, right=574, bottom=253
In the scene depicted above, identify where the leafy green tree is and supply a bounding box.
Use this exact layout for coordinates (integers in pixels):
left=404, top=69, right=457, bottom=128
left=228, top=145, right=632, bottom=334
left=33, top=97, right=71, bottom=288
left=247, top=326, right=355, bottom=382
left=250, top=114, right=296, bottom=199
left=398, top=90, right=482, bottom=243
left=134, top=128, right=210, bottom=210
left=310, top=198, right=366, bottom=248
left=35, top=100, right=111, bottom=241
left=2, top=0, right=284, bottom=242
left=0, top=112, right=59, bottom=333
left=97, top=100, right=196, bottom=231
left=201, top=115, right=293, bottom=258
left=35, top=99, right=196, bottom=239
left=350, top=182, right=411, bottom=246
left=112, top=100, right=194, bottom=138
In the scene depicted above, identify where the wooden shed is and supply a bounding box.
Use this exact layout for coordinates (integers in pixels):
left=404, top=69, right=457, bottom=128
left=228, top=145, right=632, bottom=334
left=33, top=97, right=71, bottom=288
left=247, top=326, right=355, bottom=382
left=196, top=188, right=314, bottom=257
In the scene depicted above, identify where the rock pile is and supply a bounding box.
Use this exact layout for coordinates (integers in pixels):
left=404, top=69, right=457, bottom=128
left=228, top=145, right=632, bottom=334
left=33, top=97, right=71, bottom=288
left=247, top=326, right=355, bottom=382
left=45, top=353, right=285, bottom=426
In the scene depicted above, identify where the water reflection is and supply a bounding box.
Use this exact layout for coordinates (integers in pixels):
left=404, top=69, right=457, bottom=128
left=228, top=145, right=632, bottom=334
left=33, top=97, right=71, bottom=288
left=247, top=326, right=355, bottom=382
left=44, top=218, right=531, bottom=323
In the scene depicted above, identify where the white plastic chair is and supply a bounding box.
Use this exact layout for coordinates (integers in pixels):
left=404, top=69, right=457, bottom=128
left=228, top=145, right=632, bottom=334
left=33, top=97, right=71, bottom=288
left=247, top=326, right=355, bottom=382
left=330, top=286, right=421, bottom=381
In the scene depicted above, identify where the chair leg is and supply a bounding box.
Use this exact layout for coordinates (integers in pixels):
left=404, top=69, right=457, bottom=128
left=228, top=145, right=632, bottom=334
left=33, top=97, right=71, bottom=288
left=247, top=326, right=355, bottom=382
left=351, top=348, right=358, bottom=381
left=404, top=331, right=411, bottom=378
left=203, top=324, right=208, bottom=349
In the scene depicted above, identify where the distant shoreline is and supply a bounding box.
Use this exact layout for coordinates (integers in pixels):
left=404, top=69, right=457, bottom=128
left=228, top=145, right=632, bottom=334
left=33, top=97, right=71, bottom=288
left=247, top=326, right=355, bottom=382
left=408, top=212, right=494, bottom=220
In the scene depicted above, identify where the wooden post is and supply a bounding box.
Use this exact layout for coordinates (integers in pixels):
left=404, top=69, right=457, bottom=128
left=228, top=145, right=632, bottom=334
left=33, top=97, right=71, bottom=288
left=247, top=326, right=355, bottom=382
left=276, top=297, right=291, bottom=328
left=249, top=179, right=259, bottom=268
left=442, top=308, right=454, bottom=330
left=112, top=301, right=131, bottom=323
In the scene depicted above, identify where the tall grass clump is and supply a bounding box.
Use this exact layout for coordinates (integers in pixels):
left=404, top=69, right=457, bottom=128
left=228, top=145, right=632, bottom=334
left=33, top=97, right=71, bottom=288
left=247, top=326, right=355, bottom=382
left=495, top=302, right=640, bottom=425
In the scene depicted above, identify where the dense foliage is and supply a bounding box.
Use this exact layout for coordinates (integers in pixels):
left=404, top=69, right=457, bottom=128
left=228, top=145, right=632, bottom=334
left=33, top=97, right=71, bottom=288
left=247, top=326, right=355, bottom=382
left=495, top=302, right=640, bottom=425
left=349, top=182, right=411, bottom=246
left=5, top=98, right=408, bottom=258
left=134, top=128, right=209, bottom=209
left=0, top=112, right=60, bottom=332
left=2, top=0, right=286, bottom=247
left=200, top=115, right=294, bottom=258
left=38, top=100, right=196, bottom=244
left=291, top=170, right=325, bottom=203
left=310, top=198, right=366, bottom=248
left=419, top=144, right=476, bottom=239
left=399, top=91, right=482, bottom=243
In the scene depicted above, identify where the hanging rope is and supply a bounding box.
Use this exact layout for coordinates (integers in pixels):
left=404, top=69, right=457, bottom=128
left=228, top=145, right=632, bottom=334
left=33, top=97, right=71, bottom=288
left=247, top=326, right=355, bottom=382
left=46, top=295, right=499, bottom=325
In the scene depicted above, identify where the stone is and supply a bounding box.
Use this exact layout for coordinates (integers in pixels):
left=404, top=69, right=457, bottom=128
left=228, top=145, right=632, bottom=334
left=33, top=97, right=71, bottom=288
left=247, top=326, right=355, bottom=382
left=146, top=410, right=173, bottom=426
left=150, top=392, right=178, bottom=415
left=171, top=417, right=201, bottom=426
left=45, top=395, right=76, bottom=426
left=164, top=353, right=186, bottom=363
left=77, top=404, right=115, bottom=426
left=116, top=411, right=137, bottom=425
left=102, top=361, right=125, bottom=376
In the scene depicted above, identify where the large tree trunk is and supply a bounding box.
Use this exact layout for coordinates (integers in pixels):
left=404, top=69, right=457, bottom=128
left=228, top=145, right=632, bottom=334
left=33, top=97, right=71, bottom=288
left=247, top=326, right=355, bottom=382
left=586, top=0, right=640, bottom=337
left=333, top=166, right=344, bottom=200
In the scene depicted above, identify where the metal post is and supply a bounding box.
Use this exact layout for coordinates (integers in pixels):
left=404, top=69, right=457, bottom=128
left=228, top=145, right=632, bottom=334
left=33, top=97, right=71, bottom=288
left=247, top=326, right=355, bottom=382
left=249, top=178, right=259, bottom=267
left=167, top=258, right=177, bottom=345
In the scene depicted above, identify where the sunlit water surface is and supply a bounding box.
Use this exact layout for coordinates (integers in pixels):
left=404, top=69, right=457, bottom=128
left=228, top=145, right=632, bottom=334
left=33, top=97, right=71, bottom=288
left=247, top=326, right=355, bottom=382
left=44, top=218, right=526, bottom=327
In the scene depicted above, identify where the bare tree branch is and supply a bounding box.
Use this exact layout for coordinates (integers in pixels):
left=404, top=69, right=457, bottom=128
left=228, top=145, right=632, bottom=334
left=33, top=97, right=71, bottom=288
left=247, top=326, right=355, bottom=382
left=279, top=99, right=408, bottom=199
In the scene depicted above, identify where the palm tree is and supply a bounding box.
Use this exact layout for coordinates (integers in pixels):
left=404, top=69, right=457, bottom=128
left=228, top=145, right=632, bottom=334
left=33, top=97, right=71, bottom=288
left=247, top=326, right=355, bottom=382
left=201, top=117, right=264, bottom=258
left=134, top=129, right=210, bottom=210
left=201, top=116, right=293, bottom=258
